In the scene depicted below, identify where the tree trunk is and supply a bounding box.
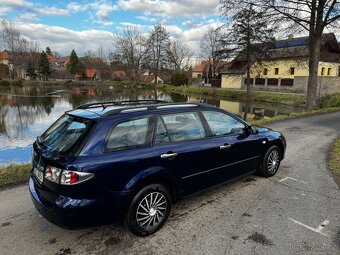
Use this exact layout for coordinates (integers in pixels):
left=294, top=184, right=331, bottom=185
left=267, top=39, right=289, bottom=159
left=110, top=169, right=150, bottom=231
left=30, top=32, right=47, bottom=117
left=246, top=67, right=251, bottom=94
left=306, top=34, right=321, bottom=110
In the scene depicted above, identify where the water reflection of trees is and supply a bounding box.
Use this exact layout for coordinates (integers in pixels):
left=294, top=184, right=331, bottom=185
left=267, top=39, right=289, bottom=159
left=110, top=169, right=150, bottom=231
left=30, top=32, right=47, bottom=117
left=67, top=87, right=159, bottom=108
left=0, top=85, right=54, bottom=139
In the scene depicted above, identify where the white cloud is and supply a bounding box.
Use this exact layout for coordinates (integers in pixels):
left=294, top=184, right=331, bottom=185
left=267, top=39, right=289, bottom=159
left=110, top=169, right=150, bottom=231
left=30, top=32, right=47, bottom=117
left=118, top=0, right=219, bottom=18
left=39, top=7, right=69, bottom=16
left=120, top=22, right=144, bottom=29
left=14, top=22, right=114, bottom=55
left=136, top=15, right=157, bottom=23
left=0, top=0, right=34, bottom=9
left=0, top=0, right=34, bottom=16
left=17, top=12, right=39, bottom=22
left=67, top=2, right=88, bottom=12
left=92, top=1, right=118, bottom=20
left=0, top=6, right=12, bottom=17
left=67, top=0, right=117, bottom=27
left=164, top=21, right=223, bottom=55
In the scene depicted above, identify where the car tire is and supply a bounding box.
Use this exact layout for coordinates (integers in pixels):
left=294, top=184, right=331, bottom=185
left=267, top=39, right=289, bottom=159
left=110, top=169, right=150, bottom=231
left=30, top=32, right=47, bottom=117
left=125, top=184, right=172, bottom=236
left=258, top=145, right=281, bottom=177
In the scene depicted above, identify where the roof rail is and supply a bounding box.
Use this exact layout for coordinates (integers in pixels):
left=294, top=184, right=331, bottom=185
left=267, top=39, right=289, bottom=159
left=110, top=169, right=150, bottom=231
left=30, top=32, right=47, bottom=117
left=75, top=100, right=169, bottom=110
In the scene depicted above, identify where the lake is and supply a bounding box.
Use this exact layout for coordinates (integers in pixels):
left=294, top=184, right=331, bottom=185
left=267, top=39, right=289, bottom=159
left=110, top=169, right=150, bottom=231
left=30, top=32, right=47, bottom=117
left=0, top=84, right=302, bottom=165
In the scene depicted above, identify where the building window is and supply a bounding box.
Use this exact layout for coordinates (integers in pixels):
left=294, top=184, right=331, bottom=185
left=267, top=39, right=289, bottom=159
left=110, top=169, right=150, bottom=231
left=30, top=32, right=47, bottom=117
left=321, top=67, right=325, bottom=75
left=274, top=68, right=279, bottom=75
left=263, top=68, right=268, bottom=75
left=290, top=68, right=295, bottom=75
left=327, top=68, right=331, bottom=76
left=197, top=73, right=202, bottom=78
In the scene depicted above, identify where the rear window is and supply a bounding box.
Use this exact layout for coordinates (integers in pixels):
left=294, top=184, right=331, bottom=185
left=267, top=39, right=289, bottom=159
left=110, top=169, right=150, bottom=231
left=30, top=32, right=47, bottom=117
left=40, top=114, right=92, bottom=155
left=105, top=117, right=151, bottom=151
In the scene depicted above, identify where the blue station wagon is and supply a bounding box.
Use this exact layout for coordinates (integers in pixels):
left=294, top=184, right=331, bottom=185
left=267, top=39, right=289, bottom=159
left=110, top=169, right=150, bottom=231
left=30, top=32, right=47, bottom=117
left=29, top=100, right=286, bottom=236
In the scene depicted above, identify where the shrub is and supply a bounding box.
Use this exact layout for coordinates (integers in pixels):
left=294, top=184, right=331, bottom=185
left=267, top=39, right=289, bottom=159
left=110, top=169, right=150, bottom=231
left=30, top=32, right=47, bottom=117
left=171, top=72, right=188, bottom=86
left=0, top=80, right=10, bottom=86
left=319, top=93, right=340, bottom=108
left=11, top=80, right=23, bottom=86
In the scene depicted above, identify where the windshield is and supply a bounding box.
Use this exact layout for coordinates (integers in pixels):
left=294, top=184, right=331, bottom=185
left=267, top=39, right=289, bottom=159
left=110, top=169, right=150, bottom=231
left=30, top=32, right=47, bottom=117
left=40, top=114, right=92, bottom=155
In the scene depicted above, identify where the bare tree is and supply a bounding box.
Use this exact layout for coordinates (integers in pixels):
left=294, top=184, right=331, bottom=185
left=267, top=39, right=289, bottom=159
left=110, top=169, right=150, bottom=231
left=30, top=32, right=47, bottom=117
left=146, top=24, right=171, bottom=85
left=200, top=28, right=228, bottom=79
left=113, top=26, right=148, bottom=85
left=82, top=50, right=96, bottom=69
left=95, top=45, right=112, bottom=80
left=220, top=0, right=340, bottom=109
left=167, top=40, right=194, bottom=71
left=0, top=20, right=41, bottom=79
left=0, top=20, right=21, bottom=52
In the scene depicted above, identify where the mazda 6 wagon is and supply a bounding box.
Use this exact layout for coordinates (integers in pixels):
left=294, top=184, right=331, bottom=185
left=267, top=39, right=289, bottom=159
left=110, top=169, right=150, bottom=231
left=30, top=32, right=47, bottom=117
left=29, top=100, right=286, bottom=236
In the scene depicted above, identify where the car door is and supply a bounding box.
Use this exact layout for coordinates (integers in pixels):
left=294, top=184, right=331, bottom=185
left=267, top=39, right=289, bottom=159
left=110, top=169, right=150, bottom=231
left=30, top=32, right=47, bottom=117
left=201, top=110, right=263, bottom=180
left=153, top=111, right=221, bottom=197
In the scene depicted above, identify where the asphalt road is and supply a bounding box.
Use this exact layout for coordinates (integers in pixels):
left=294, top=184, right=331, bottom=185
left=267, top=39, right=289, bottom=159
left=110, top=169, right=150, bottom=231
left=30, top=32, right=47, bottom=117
left=1, top=112, right=340, bottom=255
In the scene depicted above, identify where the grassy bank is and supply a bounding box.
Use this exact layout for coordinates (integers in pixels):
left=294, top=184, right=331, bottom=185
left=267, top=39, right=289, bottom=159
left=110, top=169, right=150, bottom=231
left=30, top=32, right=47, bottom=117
left=0, top=79, right=153, bottom=89
left=328, top=139, right=340, bottom=187
left=250, top=107, right=340, bottom=126
left=0, top=164, right=31, bottom=189
left=158, top=84, right=306, bottom=106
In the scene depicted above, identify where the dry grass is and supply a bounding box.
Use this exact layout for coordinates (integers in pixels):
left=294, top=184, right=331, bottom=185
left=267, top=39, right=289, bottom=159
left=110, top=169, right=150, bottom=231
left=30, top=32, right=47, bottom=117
left=328, top=139, right=340, bottom=187
left=0, top=164, right=31, bottom=189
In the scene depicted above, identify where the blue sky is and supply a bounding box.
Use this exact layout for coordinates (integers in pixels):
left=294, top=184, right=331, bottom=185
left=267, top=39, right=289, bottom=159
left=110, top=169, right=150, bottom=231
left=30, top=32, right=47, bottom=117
left=0, top=0, right=224, bottom=56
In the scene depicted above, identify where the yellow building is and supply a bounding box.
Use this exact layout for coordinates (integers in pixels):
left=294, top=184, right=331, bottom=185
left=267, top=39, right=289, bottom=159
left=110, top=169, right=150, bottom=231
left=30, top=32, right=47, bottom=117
left=221, top=33, right=340, bottom=92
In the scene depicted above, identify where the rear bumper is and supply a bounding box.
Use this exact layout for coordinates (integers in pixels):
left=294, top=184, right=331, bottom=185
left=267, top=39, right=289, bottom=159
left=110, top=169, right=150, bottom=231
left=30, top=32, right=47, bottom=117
left=29, top=176, right=132, bottom=227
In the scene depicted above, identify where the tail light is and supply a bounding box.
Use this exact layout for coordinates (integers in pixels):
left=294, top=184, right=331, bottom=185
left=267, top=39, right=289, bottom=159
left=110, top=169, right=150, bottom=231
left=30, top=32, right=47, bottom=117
left=45, top=166, right=62, bottom=183
left=45, top=166, right=94, bottom=185
left=60, top=170, right=94, bottom=185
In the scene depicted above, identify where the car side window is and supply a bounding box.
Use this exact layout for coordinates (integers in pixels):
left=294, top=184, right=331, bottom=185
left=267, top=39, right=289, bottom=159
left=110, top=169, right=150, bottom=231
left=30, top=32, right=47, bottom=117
left=202, top=111, right=245, bottom=136
left=105, top=117, right=150, bottom=151
left=158, top=112, right=205, bottom=143
left=154, top=117, right=171, bottom=145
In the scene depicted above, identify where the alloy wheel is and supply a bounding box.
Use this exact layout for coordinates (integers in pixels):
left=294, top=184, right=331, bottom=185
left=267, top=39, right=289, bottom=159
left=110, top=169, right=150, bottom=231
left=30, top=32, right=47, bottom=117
left=136, top=192, right=167, bottom=231
left=267, top=150, right=280, bottom=174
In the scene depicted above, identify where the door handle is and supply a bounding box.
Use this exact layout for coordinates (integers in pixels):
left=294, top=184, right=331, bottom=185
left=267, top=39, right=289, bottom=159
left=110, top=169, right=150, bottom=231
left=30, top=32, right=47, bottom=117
left=160, top=152, right=178, bottom=159
left=219, top=144, right=232, bottom=150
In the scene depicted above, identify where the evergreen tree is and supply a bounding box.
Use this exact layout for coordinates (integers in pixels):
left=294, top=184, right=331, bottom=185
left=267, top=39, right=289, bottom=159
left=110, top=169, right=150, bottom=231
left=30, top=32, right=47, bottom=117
left=26, top=61, right=36, bottom=79
left=46, top=47, right=52, bottom=55
left=230, top=5, right=275, bottom=94
left=171, top=71, right=188, bottom=86
left=38, top=51, right=51, bottom=81
left=67, top=49, right=83, bottom=75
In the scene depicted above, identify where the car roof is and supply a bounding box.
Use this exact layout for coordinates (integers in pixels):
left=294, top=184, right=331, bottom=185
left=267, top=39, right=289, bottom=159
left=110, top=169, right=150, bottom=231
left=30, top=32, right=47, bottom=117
left=66, top=100, right=217, bottom=119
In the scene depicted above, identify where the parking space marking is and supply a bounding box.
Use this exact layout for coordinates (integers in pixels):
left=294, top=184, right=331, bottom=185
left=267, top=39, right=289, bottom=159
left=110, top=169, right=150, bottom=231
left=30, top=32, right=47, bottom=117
left=288, top=218, right=329, bottom=237
left=279, top=177, right=307, bottom=184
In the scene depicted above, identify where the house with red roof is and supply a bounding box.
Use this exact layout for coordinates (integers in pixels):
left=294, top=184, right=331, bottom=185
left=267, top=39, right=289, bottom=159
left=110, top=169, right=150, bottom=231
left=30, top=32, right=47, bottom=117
left=139, top=73, right=164, bottom=84
left=75, top=68, right=101, bottom=81
left=112, top=70, right=126, bottom=80
left=192, top=60, right=229, bottom=80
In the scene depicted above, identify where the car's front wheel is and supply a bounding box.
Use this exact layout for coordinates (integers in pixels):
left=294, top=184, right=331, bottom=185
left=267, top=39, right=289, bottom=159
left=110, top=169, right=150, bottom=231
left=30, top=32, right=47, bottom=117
left=258, top=145, right=281, bottom=177
left=125, top=184, right=172, bottom=236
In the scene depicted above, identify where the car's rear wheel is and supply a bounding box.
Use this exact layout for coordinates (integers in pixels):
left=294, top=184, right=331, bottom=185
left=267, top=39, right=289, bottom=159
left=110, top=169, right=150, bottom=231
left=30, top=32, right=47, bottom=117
left=258, top=145, right=281, bottom=177
left=125, top=184, right=171, bottom=236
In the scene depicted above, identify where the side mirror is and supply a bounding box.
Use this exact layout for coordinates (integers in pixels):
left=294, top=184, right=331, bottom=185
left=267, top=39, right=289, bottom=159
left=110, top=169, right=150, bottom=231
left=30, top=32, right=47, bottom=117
left=245, top=125, right=257, bottom=135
